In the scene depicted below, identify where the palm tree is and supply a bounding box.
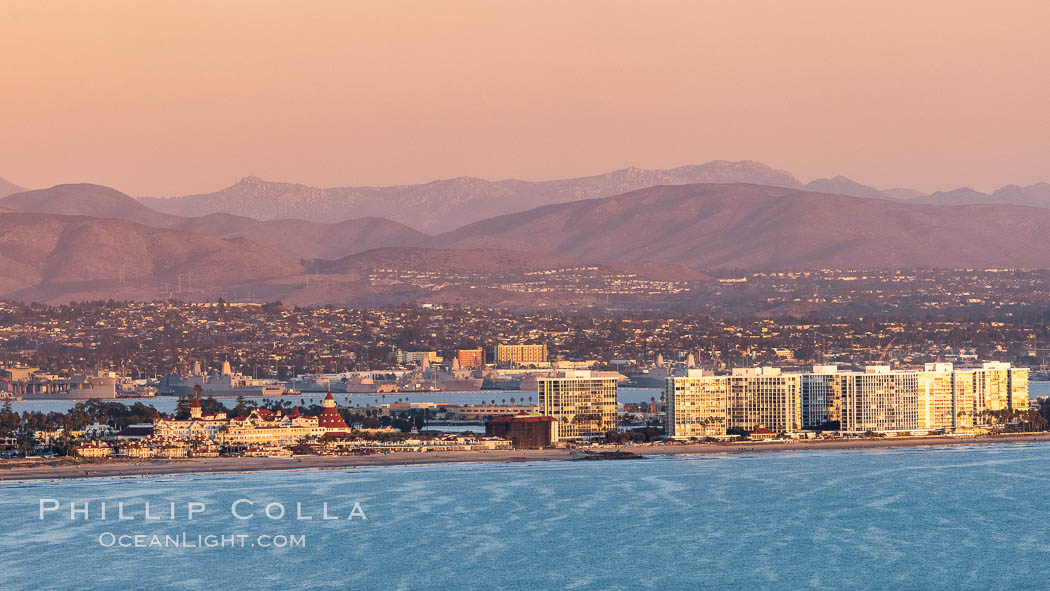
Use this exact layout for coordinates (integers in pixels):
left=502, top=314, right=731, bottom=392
left=16, top=430, right=35, bottom=456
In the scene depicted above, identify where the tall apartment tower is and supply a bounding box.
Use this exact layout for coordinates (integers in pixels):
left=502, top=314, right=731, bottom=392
left=538, top=371, right=617, bottom=441
left=918, top=363, right=956, bottom=431
left=972, top=361, right=1029, bottom=412
left=665, top=368, right=800, bottom=438
left=727, top=368, right=801, bottom=434
left=664, top=369, right=727, bottom=438
left=800, top=365, right=839, bottom=429
left=837, top=366, right=920, bottom=433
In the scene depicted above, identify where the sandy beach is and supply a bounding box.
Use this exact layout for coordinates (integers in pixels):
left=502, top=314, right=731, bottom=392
left=3, top=433, right=1050, bottom=481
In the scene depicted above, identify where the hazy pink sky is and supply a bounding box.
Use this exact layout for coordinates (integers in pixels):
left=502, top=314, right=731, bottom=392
left=3, top=0, right=1049, bottom=195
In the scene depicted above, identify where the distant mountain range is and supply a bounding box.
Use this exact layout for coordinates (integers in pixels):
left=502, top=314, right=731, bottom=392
left=139, top=161, right=922, bottom=233
left=16, top=162, right=1050, bottom=237
left=5, top=167, right=1050, bottom=306
left=915, top=183, right=1050, bottom=208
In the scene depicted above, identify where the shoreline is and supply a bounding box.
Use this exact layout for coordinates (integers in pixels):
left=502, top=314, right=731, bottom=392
left=4, top=433, right=1050, bottom=482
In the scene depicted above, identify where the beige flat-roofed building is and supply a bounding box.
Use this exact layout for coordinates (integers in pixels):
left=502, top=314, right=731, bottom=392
left=538, top=371, right=617, bottom=441
left=727, top=371, right=800, bottom=434
left=496, top=344, right=548, bottom=365
left=400, top=350, right=441, bottom=365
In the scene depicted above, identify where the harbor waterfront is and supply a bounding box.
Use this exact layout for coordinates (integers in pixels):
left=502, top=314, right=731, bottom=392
left=2, top=443, right=1049, bottom=590
left=9, top=383, right=1050, bottom=415
left=2, top=387, right=675, bottom=414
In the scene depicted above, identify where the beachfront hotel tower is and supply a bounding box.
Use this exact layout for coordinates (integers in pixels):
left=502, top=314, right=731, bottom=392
left=664, top=368, right=801, bottom=439
left=836, top=366, right=920, bottom=433
left=664, top=369, right=728, bottom=438
left=726, top=368, right=801, bottom=435
left=918, top=363, right=957, bottom=431
left=800, top=365, right=840, bottom=429
left=537, top=371, right=617, bottom=441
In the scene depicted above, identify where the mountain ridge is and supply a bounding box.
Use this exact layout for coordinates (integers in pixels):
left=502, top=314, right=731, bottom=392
left=0, top=177, right=28, bottom=199
left=430, top=182, right=1050, bottom=270
left=139, top=161, right=916, bottom=232
left=8, top=181, right=1050, bottom=305
left=917, top=182, right=1050, bottom=208
left=0, top=184, right=429, bottom=260
left=0, top=211, right=302, bottom=302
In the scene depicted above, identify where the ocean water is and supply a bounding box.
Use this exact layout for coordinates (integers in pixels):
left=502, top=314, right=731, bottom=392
left=3, top=443, right=1050, bottom=590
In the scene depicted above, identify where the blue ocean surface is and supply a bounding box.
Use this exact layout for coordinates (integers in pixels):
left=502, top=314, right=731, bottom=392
left=2, top=443, right=1050, bottom=590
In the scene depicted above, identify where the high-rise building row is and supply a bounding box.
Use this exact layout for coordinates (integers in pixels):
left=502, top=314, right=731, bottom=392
left=666, top=363, right=1029, bottom=439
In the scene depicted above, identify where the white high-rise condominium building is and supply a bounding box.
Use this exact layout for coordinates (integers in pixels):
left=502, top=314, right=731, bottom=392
left=801, top=365, right=839, bottom=429
left=727, top=368, right=801, bottom=434
left=664, top=368, right=800, bottom=439
left=837, top=366, right=920, bottom=433
left=538, top=371, right=617, bottom=441
left=664, top=370, right=728, bottom=438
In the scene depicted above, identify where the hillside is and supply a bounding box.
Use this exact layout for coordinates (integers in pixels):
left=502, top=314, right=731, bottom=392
left=0, top=184, right=176, bottom=226
left=281, top=247, right=708, bottom=309
left=431, top=183, right=1050, bottom=270
left=174, top=214, right=428, bottom=260
left=803, top=176, right=888, bottom=200
left=0, top=212, right=302, bottom=303
left=0, top=177, right=26, bottom=198
left=307, top=247, right=706, bottom=280
left=1, top=184, right=428, bottom=260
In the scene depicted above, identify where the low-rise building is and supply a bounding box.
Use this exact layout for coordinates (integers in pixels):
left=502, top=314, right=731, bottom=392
left=496, top=344, right=548, bottom=366
left=74, top=442, right=114, bottom=458
left=456, top=348, right=485, bottom=369
left=486, top=415, right=557, bottom=448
